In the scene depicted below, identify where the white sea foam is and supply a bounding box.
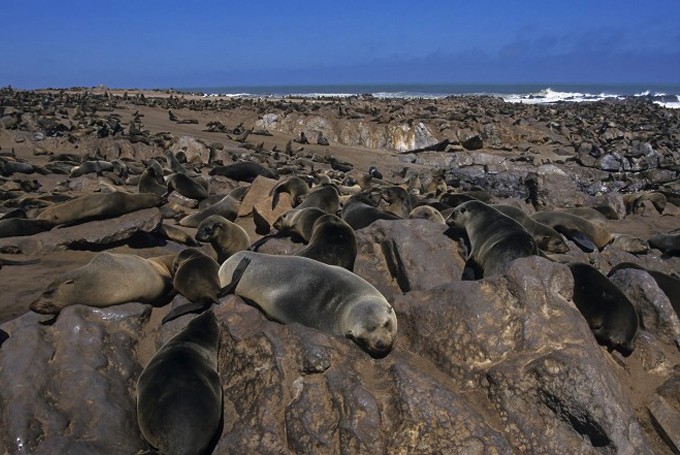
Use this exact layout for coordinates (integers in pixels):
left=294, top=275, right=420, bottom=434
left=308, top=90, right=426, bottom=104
left=501, top=88, right=624, bottom=104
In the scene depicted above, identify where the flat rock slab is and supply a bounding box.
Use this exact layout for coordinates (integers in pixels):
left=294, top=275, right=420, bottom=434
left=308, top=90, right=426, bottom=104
left=0, top=208, right=162, bottom=254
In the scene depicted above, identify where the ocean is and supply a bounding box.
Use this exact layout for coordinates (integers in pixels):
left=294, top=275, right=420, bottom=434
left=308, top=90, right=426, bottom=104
left=182, top=83, right=680, bottom=109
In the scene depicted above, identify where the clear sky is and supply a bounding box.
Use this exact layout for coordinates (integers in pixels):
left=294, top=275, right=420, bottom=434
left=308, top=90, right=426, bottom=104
left=1, top=0, right=679, bottom=89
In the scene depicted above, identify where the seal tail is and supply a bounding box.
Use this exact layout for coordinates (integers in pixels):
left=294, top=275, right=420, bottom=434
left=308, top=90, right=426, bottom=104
left=217, top=256, right=251, bottom=298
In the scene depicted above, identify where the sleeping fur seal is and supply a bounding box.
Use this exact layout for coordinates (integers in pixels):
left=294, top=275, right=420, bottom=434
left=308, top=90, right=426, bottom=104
left=218, top=251, right=397, bottom=357
left=29, top=252, right=174, bottom=314
left=36, top=192, right=165, bottom=226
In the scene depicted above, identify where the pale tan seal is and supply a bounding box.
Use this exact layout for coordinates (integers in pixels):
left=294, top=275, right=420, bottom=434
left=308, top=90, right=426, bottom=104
left=447, top=200, right=538, bottom=278
left=531, top=211, right=612, bottom=252
left=219, top=251, right=397, bottom=357
left=195, top=215, right=250, bottom=263
left=407, top=205, right=447, bottom=224
left=29, top=252, right=174, bottom=314
left=36, top=192, right=165, bottom=226
left=137, top=311, right=222, bottom=455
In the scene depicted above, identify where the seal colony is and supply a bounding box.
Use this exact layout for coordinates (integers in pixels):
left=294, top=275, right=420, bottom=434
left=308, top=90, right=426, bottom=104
left=1, top=87, right=679, bottom=453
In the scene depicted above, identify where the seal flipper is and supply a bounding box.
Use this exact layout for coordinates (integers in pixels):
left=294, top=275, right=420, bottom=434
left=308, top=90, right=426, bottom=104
left=380, top=239, right=411, bottom=292
left=161, top=299, right=215, bottom=325
left=217, top=256, right=251, bottom=298
left=553, top=225, right=596, bottom=252
left=38, top=315, right=59, bottom=326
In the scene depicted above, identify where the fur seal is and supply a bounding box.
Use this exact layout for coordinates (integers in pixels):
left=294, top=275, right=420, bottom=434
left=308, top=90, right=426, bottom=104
left=138, top=160, right=167, bottom=195
left=296, top=185, right=340, bottom=214
left=408, top=205, right=447, bottom=224
left=494, top=204, right=569, bottom=254
left=270, top=176, right=309, bottom=209
left=623, top=192, right=667, bottom=215
left=136, top=311, right=222, bottom=455
left=531, top=211, right=612, bottom=252
left=648, top=233, right=680, bottom=256
left=342, top=192, right=401, bottom=230
left=168, top=248, right=222, bottom=310
left=568, top=262, right=639, bottom=356
left=559, top=207, right=610, bottom=225
left=29, top=253, right=174, bottom=314
left=608, top=234, right=650, bottom=254
left=0, top=217, right=56, bottom=238
left=196, top=215, right=251, bottom=263
left=219, top=251, right=397, bottom=357
left=70, top=160, right=113, bottom=178
left=273, top=207, right=326, bottom=243
left=178, top=186, right=249, bottom=228
left=608, top=262, right=680, bottom=316
left=208, top=161, right=276, bottom=182
left=295, top=214, right=358, bottom=271
left=447, top=200, right=538, bottom=278
left=36, top=192, right=165, bottom=226
left=165, top=173, right=209, bottom=201
left=381, top=186, right=413, bottom=218
left=157, top=223, right=200, bottom=246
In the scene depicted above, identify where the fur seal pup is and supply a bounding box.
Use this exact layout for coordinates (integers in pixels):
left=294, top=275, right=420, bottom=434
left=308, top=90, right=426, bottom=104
left=196, top=215, right=251, bottom=263
left=608, top=234, right=650, bottom=254
left=165, top=173, right=209, bottom=201
left=648, top=233, right=680, bottom=256
left=273, top=207, right=326, bottom=243
left=137, top=311, right=222, bottom=455
left=69, top=160, right=113, bottom=178
left=296, top=185, right=340, bottom=214
left=623, top=192, right=667, bottom=215
left=29, top=253, right=174, bottom=314
left=208, top=161, right=276, bottom=182
left=408, top=205, right=447, bottom=224
left=342, top=192, right=401, bottom=230
left=178, top=186, right=249, bottom=228
left=568, top=262, right=639, bottom=356
left=447, top=200, right=538, bottom=278
left=138, top=160, right=167, bottom=195
left=531, top=211, right=612, bottom=252
left=270, top=176, right=309, bottom=209
left=381, top=186, right=413, bottom=218
left=494, top=205, right=569, bottom=254
left=295, top=214, right=358, bottom=271
left=219, top=251, right=397, bottom=357
left=157, top=223, right=200, bottom=246
left=608, top=262, right=680, bottom=316
left=36, top=192, right=165, bottom=226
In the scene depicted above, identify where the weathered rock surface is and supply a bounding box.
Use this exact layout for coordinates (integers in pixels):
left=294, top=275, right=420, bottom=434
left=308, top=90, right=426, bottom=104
left=0, top=255, right=661, bottom=454
left=0, top=207, right=162, bottom=254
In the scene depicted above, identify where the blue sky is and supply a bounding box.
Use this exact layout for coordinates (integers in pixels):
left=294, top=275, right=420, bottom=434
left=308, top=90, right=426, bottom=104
left=1, top=0, right=679, bottom=88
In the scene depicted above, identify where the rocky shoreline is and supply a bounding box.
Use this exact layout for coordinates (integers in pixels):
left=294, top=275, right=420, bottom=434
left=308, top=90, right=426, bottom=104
left=0, top=87, right=679, bottom=454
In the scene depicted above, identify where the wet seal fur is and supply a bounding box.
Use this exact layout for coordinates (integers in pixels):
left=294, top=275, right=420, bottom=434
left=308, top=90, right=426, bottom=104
left=568, top=262, right=639, bottom=356
left=137, top=311, right=222, bottom=455
left=218, top=251, right=397, bottom=357
left=447, top=200, right=538, bottom=278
